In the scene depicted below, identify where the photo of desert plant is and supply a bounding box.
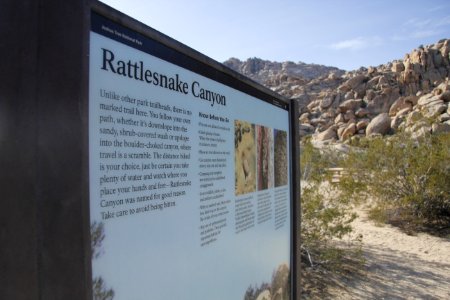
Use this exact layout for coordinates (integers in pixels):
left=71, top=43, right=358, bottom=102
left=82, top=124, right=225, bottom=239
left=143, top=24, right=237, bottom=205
left=274, top=130, right=288, bottom=187
left=235, top=120, right=256, bottom=195
left=256, top=125, right=274, bottom=191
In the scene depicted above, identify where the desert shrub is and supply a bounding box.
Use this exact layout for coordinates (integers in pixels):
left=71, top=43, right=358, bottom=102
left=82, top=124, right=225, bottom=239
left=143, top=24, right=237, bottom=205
left=300, top=139, right=360, bottom=268
left=300, top=137, right=343, bottom=182
left=301, top=183, right=358, bottom=267
left=340, top=132, right=450, bottom=228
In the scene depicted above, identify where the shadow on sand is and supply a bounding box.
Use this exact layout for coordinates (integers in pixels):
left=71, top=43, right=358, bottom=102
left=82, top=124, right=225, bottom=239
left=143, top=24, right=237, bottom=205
left=301, top=244, right=450, bottom=299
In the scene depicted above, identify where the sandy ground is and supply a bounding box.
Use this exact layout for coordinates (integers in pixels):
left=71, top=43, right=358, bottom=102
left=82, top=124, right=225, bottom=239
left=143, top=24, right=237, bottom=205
left=322, top=207, right=450, bottom=299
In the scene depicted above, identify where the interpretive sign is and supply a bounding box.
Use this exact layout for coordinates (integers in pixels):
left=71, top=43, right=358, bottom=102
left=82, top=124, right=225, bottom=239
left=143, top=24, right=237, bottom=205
left=89, top=6, right=297, bottom=300
left=1, top=1, right=298, bottom=299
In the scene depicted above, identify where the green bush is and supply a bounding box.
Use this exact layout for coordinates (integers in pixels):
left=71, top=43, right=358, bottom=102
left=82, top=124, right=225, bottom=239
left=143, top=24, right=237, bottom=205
left=301, top=183, right=358, bottom=266
left=300, top=139, right=360, bottom=268
left=340, top=132, right=450, bottom=227
left=300, top=137, right=343, bottom=182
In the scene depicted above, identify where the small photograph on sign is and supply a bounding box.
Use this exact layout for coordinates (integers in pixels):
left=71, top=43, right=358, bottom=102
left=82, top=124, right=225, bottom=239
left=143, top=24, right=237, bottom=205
left=243, top=263, right=290, bottom=300
left=234, top=120, right=256, bottom=195
left=274, top=130, right=288, bottom=187
left=256, top=125, right=274, bottom=191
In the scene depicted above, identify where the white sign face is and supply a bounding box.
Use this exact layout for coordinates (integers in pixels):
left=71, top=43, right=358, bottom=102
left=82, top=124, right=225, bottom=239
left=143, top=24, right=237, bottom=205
left=89, top=13, right=291, bottom=300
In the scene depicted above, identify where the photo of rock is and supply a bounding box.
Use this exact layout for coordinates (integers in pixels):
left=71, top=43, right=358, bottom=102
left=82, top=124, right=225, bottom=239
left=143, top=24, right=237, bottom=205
left=256, top=125, right=274, bottom=191
left=235, top=120, right=256, bottom=195
left=274, top=130, right=288, bottom=187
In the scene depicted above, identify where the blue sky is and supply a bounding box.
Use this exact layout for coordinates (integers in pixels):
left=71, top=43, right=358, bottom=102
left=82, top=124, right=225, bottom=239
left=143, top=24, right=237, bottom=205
left=101, top=0, right=450, bottom=70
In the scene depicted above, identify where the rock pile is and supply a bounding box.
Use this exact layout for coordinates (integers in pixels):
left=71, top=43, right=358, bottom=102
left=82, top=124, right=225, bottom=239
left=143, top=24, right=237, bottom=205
left=304, top=39, right=450, bottom=143
left=226, top=39, right=450, bottom=143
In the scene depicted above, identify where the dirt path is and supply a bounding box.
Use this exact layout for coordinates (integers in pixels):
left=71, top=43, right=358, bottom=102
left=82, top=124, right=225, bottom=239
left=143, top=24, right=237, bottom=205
left=325, top=208, right=450, bottom=299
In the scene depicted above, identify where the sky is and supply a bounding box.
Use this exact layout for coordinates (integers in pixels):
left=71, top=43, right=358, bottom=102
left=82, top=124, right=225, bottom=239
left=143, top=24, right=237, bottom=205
left=101, top=0, right=450, bottom=71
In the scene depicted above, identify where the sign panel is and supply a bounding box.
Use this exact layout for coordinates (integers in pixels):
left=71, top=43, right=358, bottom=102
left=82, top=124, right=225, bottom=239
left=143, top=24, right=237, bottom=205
left=89, top=12, right=292, bottom=300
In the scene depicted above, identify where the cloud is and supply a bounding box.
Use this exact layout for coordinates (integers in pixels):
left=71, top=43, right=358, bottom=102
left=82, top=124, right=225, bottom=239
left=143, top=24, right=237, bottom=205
left=436, top=15, right=450, bottom=27
left=395, top=15, right=450, bottom=41
left=411, top=30, right=440, bottom=39
left=330, top=36, right=383, bottom=51
left=403, top=18, right=432, bottom=29
left=427, top=5, right=449, bottom=13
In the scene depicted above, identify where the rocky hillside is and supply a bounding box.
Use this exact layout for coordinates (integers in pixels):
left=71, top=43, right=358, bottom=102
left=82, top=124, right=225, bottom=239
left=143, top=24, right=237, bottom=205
left=227, top=39, right=450, bottom=144
left=224, top=58, right=345, bottom=87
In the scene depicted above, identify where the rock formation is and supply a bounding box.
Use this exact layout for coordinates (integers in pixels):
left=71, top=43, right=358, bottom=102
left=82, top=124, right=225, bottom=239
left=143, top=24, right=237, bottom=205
left=226, top=39, right=450, bottom=144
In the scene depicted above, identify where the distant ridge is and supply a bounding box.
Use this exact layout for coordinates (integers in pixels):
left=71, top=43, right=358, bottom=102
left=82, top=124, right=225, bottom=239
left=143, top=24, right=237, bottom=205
left=223, top=57, right=344, bottom=83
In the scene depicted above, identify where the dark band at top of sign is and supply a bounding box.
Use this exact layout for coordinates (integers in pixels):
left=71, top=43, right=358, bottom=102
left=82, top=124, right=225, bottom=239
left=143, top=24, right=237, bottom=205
left=91, top=11, right=289, bottom=111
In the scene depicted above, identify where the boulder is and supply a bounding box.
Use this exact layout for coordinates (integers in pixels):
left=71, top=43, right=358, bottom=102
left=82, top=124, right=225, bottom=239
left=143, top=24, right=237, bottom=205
left=344, top=91, right=354, bottom=100
left=405, top=111, right=423, bottom=126
left=434, top=86, right=444, bottom=96
left=440, top=91, right=450, bottom=102
left=406, top=120, right=429, bottom=133
left=299, top=124, right=315, bottom=136
left=404, top=95, right=419, bottom=106
left=403, top=82, right=419, bottom=96
left=417, top=94, right=442, bottom=107
left=368, top=66, right=377, bottom=74
left=320, top=94, right=335, bottom=108
left=339, top=99, right=362, bottom=113
left=338, top=74, right=368, bottom=93
left=338, top=83, right=351, bottom=93
left=314, top=126, right=337, bottom=141
left=377, top=75, right=389, bottom=88
left=401, top=69, right=419, bottom=84
left=341, top=123, right=356, bottom=140
left=435, top=80, right=450, bottom=93
left=344, top=110, right=356, bottom=122
left=438, top=113, right=450, bottom=122
left=391, top=61, right=405, bottom=73
left=366, top=113, right=391, bottom=136
left=334, top=113, right=345, bottom=124
left=356, top=119, right=370, bottom=131
left=432, top=122, right=450, bottom=134
left=391, top=115, right=405, bottom=131
left=353, top=84, right=367, bottom=99
left=367, top=76, right=381, bottom=89
left=355, top=107, right=369, bottom=118
left=333, top=93, right=343, bottom=106
left=346, top=74, right=367, bottom=89
left=423, top=103, right=447, bottom=118
left=433, top=49, right=443, bottom=67
left=307, top=100, right=319, bottom=111
left=337, top=126, right=346, bottom=138
left=328, top=72, right=339, bottom=80
left=396, top=107, right=412, bottom=117
left=367, top=88, right=400, bottom=114
left=365, top=89, right=376, bottom=101
left=389, top=97, right=412, bottom=116
left=310, top=118, right=326, bottom=126
left=299, top=112, right=310, bottom=123
left=322, top=108, right=338, bottom=119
